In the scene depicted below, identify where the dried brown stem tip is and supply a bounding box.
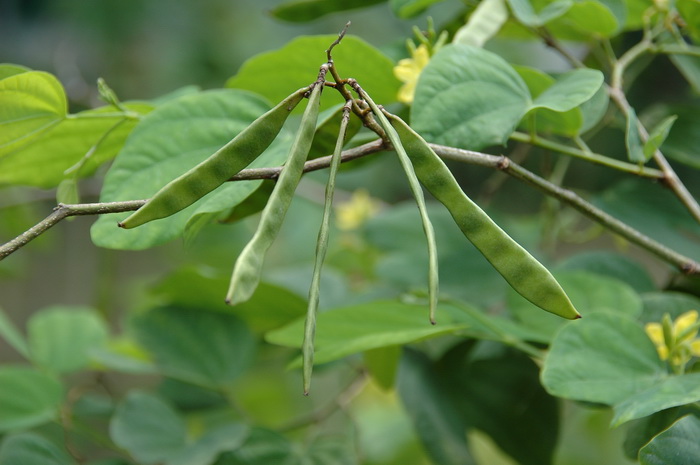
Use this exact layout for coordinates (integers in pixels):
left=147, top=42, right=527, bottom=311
left=327, top=21, right=351, bottom=62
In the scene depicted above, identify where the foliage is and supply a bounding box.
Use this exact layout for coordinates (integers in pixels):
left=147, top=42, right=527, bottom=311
left=1, top=1, right=700, bottom=464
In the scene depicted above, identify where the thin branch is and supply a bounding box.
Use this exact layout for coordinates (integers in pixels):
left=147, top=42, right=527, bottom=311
left=1, top=139, right=698, bottom=274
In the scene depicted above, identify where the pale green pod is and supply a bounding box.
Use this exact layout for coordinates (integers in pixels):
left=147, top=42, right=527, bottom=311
left=118, top=88, right=308, bottom=229
left=226, top=81, right=324, bottom=306
left=388, top=113, right=580, bottom=320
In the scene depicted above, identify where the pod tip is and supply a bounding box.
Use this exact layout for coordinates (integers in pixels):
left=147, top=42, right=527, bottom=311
left=117, top=221, right=125, bottom=229
left=303, top=390, right=310, bottom=397
left=575, top=313, right=582, bottom=319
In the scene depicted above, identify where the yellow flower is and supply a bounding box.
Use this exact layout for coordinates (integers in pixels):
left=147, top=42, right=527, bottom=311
left=335, top=189, right=381, bottom=231
left=393, top=44, right=430, bottom=104
left=645, top=310, right=700, bottom=369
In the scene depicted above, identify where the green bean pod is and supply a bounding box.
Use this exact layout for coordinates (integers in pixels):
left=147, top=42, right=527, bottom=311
left=357, top=87, right=439, bottom=325
left=302, top=101, right=352, bottom=395
left=226, top=79, right=324, bottom=306
left=387, top=113, right=580, bottom=320
left=118, top=88, right=309, bottom=229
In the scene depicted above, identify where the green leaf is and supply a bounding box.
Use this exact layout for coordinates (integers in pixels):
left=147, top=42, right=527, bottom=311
left=612, top=374, right=700, bottom=426
left=131, top=306, right=255, bottom=388
left=225, top=427, right=293, bottom=464
left=639, top=415, right=700, bottom=465
left=626, top=107, right=646, bottom=163
left=110, top=391, right=186, bottom=464
left=453, top=0, right=509, bottom=47
left=412, top=44, right=530, bottom=150
left=270, top=0, right=384, bottom=22
left=167, top=423, right=248, bottom=465
left=509, top=271, right=642, bottom=343
left=544, top=0, right=622, bottom=38
left=624, top=408, right=684, bottom=461
left=579, top=83, right=610, bottom=133
left=151, top=268, right=307, bottom=333
left=506, top=0, right=573, bottom=26
left=556, top=251, right=656, bottom=293
left=0, top=433, right=76, bottom=465
left=364, top=346, right=401, bottom=390
left=265, top=300, right=468, bottom=366
left=644, top=104, right=700, bottom=169
left=643, top=115, right=677, bottom=159
left=390, top=0, right=446, bottom=18
left=670, top=54, right=700, bottom=94
left=439, top=343, right=559, bottom=465
left=0, top=366, right=63, bottom=432
left=91, top=89, right=290, bottom=250
left=0, top=306, right=29, bottom=359
left=0, top=63, right=31, bottom=80
left=541, top=312, right=665, bottom=407
left=678, top=0, right=700, bottom=43
left=27, top=306, right=109, bottom=374
left=226, top=35, right=401, bottom=111
left=0, top=71, right=66, bottom=157
left=529, top=68, right=603, bottom=112
left=398, top=349, right=476, bottom=465
left=0, top=103, right=152, bottom=188
left=641, top=292, right=700, bottom=325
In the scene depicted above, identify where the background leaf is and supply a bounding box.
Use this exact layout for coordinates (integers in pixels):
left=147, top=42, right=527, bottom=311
left=0, top=366, right=63, bottom=432
left=639, top=415, right=700, bottom=465
left=0, top=306, right=29, bottom=359
left=0, top=433, right=76, bottom=465
left=270, top=0, right=385, bottom=22
left=226, top=35, right=401, bottom=111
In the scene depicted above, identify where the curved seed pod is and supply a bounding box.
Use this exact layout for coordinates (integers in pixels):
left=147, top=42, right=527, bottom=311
left=387, top=113, right=580, bottom=320
left=118, top=88, right=309, bottom=229
left=356, top=86, right=439, bottom=325
left=226, top=78, right=325, bottom=306
left=302, top=101, right=352, bottom=395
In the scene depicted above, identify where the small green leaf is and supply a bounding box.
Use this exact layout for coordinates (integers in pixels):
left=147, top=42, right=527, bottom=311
left=506, top=0, right=573, bottom=26
left=28, top=306, right=109, bottom=373
left=226, top=35, right=400, bottom=110
left=412, top=44, right=530, bottom=150
left=626, top=107, right=645, bottom=163
left=643, top=115, right=677, bottom=159
left=270, top=0, right=384, bottom=22
left=91, top=89, right=290, bottom=250
left=545, top=0, right=622, bottom=38
left=167, top=423, right=248, bottom=465
left=579, top=84, right=610, bottom=133
left=0, top=433, right=76, bottom=465
left=390, top=0, right=446, bottom=17
left=0, top=366, right=63, bottom=432
left=541, top=312, right=665, bottom=406
left=639, top=415, right=700, bottom=465
left=0, top=306, right=29, bottom=359
left=529, top=68, right=604, bottom=112
left=453, top=0, right=509, bottom=47
left=110, top=391, right=186, bottom=464
left=364, top=346, right=401, bottom=390
left=624, top=408, right=684, bottom=461
left=131, top=306, right=255, bottom=388
left=56, top=178, right=80, bottom=205
left=612, top=374, right=700, bottom=426
left=0, top=71, right=66, bottom=157
left=265, top=300, right=467, bottom=366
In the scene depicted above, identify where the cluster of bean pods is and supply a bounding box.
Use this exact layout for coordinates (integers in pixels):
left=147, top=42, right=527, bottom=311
left=118, top=61, right=580, bottom=393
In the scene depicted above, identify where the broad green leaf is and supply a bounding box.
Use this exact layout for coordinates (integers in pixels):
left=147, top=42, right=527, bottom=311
left=626, top=107, right=646, bottom=163
left=639, top=415, right=700, bottom=465
left=151, top=268, right=307, bottom=333
left=0, top=306, right=29, bottom=359
left=364, top=346, right=401, bottom=390
left=0, top=103, right=152, bottom=188
left=90, top=337, right=156, bottom=374
left=0, top=63, right=30, bottom=80
left=541, top=312, right=665, bottom=406
left=643, top=115, right=677, bottom=159
left=110, top=391, right=186, bottom=464
left=506, top=0, right=573, bottom=26
left=515, top=66, right=583, bottom=135
left=0, top=366, right=63, bottom=432
left=390, top=0, right=446, bottom=17
left=453, top=0, right=509, bottom=47
left=612, top=373, right=700, bottom=425
left=543, top=0, right=622, bottom=39
left=594, top=179, right=700, bottom=259
left=398, top=349, right=476, bottom=465
left=168, top=423, right=248, bottom=465
left=579, top=83, right=609, bottom=133
left=529, top=68, right=603, bottom=112
left=624, top=408, right=684, bottom=461
left=0, top=71, right=66, bottom=156
left=438, top=343, right=559, bottom=465
left=264, top=300, right=468, bottom=366
left=509, top=271, right=642, bottom=342
left=226, top=35, right=401, bottom=111
left=641, top=292, right=700, bottom=325
left=556, top=251, right=656, bottom=293
left=28, top=306, right=109, bottom=373
left=270, top=0, right=384, bottom=22
left=91, top=89, right=291, bottom=250
left=0, top=433, right=76, bottom=465
left=412, top=44, right=530, bottom=150
left=131, top=305, right=255, bottom=388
